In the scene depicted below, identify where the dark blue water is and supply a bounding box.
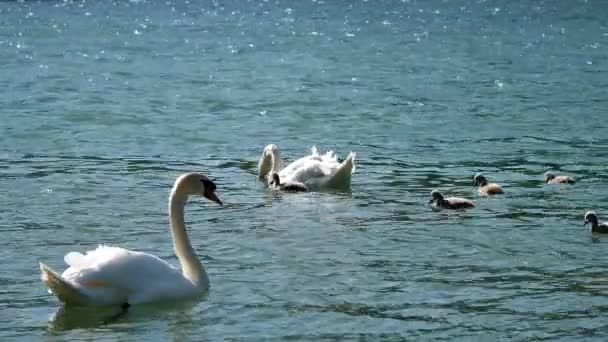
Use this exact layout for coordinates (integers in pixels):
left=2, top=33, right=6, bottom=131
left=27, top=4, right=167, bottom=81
left=2, top=0, right=608, bottom=340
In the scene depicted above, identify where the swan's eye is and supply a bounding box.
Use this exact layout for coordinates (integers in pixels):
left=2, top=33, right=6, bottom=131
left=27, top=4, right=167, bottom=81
left=201, top=179, right=216, bottom=191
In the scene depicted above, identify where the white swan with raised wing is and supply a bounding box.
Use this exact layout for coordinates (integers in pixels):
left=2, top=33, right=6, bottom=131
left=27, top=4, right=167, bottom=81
left=39, top=172, right=222, bottom=307
left=258, top=144, right=356, bottom=191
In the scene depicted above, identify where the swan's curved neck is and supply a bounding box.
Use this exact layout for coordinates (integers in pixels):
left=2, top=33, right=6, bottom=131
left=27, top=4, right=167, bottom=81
left=169, top=189, right=208, bottom=289
left=269, top=151, right=281, bottom=174
left=259, top=149, right=282, bottom=179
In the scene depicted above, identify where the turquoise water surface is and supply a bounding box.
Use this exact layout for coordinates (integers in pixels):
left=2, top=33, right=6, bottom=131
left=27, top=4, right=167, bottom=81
left=2, top=0, right=608, bottom=340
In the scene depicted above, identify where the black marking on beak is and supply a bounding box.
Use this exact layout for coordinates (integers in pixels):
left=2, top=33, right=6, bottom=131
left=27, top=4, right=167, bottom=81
left=201, top=179, right=216, bottom=192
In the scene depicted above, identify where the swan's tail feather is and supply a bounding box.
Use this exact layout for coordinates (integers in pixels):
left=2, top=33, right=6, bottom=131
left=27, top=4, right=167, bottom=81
left=40, top=263, right=88, bottom=305
left=310, top=146, right=318, bottom=156
left=344, top=152, right=356, bottom=175
left=327, top=152, right=356, bottom=189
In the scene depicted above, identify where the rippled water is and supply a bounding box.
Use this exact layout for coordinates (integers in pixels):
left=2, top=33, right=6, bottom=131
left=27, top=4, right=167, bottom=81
left=2, top=0, right=608, bottom=340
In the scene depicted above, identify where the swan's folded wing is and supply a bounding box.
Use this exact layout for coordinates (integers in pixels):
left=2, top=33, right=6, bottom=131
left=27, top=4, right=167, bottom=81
left=61, top=246, right=184, bottom=295
left=64, top=252, right=86, bottom=268
left=280, top=155, right=316, bottom=175
left=286, top=161, right=327, bottom=183
left=63, top=246, right=130, bottom=269
left=314, top=151, right=356, bottom=190
left=277, top=148, right=353, bottom=190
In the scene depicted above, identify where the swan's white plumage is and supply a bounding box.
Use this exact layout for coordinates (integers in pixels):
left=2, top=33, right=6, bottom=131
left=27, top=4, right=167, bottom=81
left=259, top=145, right=356, bottom=191
left=40, top=172, right=219, bottom=307
left=43, top=245, right=197, bottom=305
left=64, top=252, right=86, bottom=268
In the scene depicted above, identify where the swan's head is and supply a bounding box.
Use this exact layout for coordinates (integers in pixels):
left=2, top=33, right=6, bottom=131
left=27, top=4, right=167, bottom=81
left=544, top=172, right=555, bottom=183
left=429, top=189, right=444, bottom=203
left=584, top=211, right=598, bottom=226
left=259, top=144, right=281, bottom=180
left=473, top=173, right=487, bottom=186
left=174, top=173, right=222, bottom=206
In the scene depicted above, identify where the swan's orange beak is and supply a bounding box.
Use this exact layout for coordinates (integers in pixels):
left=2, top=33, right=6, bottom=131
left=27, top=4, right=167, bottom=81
left=204, top=188, right=222, bottom=206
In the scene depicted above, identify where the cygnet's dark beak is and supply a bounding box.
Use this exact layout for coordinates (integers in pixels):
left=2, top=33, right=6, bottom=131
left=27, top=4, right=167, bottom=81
left=204, top=188, right=223, bottom=206
left=584, top=220, right=589, bottom=226
left=428, top=198, right=434, bottom=204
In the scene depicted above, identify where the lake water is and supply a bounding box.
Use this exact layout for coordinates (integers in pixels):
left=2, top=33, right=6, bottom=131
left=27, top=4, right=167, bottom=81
left=2, top=0, right=608, bottom=340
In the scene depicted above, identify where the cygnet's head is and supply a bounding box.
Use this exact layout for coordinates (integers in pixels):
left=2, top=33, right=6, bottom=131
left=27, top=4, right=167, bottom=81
left=584, top=211, right=598, bottom=225
left=429, top=189, right=444, bottom=203
left=174, top=172, right=222, bottom=206
left=473, top=173, right=488, bottom=186
left=270, top=173, right=281, bottom=186
left=544, top=172, right=555, bottom=183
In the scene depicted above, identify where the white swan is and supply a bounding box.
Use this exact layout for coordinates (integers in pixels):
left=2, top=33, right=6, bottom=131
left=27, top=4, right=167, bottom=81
left=39, top=172, right=222, bottom=307
left=258, top=144, right=356, bottom=191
